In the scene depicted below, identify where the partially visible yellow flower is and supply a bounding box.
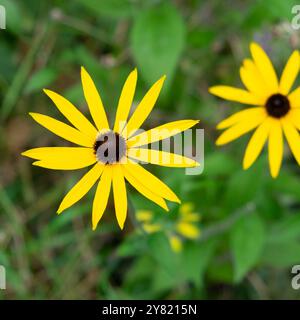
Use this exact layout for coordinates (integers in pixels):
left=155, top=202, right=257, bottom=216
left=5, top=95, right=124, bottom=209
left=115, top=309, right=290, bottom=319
left=136, top=210, right=153, bottom=222
left=22, top=68, right=200, bottom=230
left=169, top=235, right=183, bottom=253
left=136, top=202, right=201, bottom=253
left=176, top=222, right=200, bottom=239
left=210, top=42, right=300, bottom=178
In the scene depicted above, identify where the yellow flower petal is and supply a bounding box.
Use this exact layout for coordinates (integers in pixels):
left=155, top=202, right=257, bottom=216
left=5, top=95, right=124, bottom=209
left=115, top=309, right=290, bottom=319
left=241, top=59, right=271, bottom=98
left=168, top=235, right=182, bottom=253
left=176, top=222, right=200, bottom=239
left=112, top=165, right=127, bottom=230
left=181, top=213, right=201, bottom=222
left=136, top=210, right=153, bottom=222
left=279, top=51, right=300, bottom=95
left=22, top=147, right=96, bottom=170
left=217, top=107, right=265, bottom=130
left=288, top=108, right=300, bottom=128
left=114, top=69, right=137, bottom=133
left=123, top=161, right=180, bottom=203
left=122, top=167, right=169, bottom=211
left=29, top=113, right=94, bottom=147
left=142, top=223, right=162, bottom=233
left=216, top=112, right=266, bottom=146
left=81, top=67, right=109, bottom=131
left=209, top=85, right=263, bottom=105
left=92, top=166, right=112, bottom=230
left=179, top=202, right=194, bottom=215
left=282, top=117, right=300, bottom=165
left=57, top=163, right=104, bottom=214
left=127, top=120, right=199, bottom=148
left=288, top=87, right=300, bottom=108
left=123, top=75, right=166, bottom=138
left=250, top=42, right=279, bottom=93
left=268, top=119, right=283, bottom=178
left=243, top=118, right=272, bottom=170
left=127, top=148, right=199, bottom=168
left=43, top=89, right=98, bottom=139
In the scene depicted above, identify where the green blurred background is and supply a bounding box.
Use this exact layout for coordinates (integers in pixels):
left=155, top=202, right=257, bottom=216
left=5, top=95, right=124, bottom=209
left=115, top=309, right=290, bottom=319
left=1, top=0, right=300, bottom=299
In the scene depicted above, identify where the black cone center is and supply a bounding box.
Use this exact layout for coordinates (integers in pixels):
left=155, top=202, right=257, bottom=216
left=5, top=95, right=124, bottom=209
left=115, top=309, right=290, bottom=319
left=265, top=94, right=290, bottom=118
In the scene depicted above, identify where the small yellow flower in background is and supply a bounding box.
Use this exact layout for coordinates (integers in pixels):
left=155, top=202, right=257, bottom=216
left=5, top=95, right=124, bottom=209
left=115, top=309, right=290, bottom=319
left=136, top=202, right=201, bottom=253
left=22, top=68, right=199, bottom=230
left=210, top=42, right=300, bottom=178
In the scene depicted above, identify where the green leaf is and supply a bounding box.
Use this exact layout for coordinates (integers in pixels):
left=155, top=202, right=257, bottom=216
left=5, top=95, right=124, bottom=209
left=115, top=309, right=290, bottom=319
left=261, top=240, right=300, bottom=268
left=187, top=28, right=216, bottom=49
left=131, top=3, right=185, bottom=90
left=207, top=259, right=234, bottom=284
left=224, top=163, right=264, bottom=211
left=243, top=0, right=298, bottom=29
left=148, top=233, right=180, bottom=276
left=75, top=0, right=136, bottom=18
left=25, top=68, right=57, bottom=94
left=204, top=152, right=238, bottom=176
left=267, top=214, right=300, bottom=244
left=181, top=239, right=218, bottom=287
left=230, top=213, right=265, bottom=282
left=117, top=233, right=145, bottom=257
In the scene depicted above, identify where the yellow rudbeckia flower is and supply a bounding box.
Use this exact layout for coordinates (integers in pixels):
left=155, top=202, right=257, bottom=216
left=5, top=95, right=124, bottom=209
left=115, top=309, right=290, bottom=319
left=210, top=42, right=300, bottom=178
left=136, top=202, right=201, bottom=253
left=22, top=68, right=199, bottom=230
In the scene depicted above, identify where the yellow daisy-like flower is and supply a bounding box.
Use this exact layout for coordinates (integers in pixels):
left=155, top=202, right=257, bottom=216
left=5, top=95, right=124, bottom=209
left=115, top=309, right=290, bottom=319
left=209, top=42, right=300, bottom=178
left=22, top=68, right=199, bottom=230
left=136, top=202, right=201, bottom=253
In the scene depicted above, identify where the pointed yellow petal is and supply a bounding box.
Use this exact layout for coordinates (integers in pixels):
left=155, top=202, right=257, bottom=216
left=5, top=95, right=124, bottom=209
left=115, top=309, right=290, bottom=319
left=92, top=166, right=112, bottom=230
left=81, top=67, right=109, bottom=131
left=288, top=87, right=300, bottom=108
left=217, top=107, right=265, bottom=129
left=127, top=120, right=199, bottom=148
left=142, top=223, right=162, bottom=233
left=279, top=51, right=300, bottom=95
left=209, top=85, right=263, bottom=105
left=179, top=202, right=194, bottom=215
left=241, top=59, right=271, bottom=98
left=176, top=222, right=200, bottom=239
left=22, top=147, right=96, bottom=170
left=136, top=210, right=153, bottom=222
left=216, top=112, right=266, bottom=145
left=127, top=148, right=199, bottom=168
left=112, top=165, right=127, bottom=229
left=123, top=75, right=166, bottom=138
left=282, top=117, right=300, bottom=165
left=57, top=163, right=104, bottom=214
left=250, top=42, right=278, bottom=92
left=288, top=108, right=300, bottom=128
left=122, top=165, right=169, bottom=211
left=243, top=118, right=272, bottom=169
left=123, top=161, right=180, bottom=203
left=114, top=69, right=137, bottom=133
left=29, top=113, right=94, bottom=147
left=43, top=89, right=98, bottom=139
left=168, top=235, right=183, bottom=253
left=268, top=119, right=283, bottom=178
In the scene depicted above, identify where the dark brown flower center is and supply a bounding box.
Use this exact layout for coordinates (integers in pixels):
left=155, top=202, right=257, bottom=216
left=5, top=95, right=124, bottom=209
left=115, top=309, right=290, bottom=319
left=265, top=94, right=290, bottom=118
left=94, top=131, right=126, bottom=164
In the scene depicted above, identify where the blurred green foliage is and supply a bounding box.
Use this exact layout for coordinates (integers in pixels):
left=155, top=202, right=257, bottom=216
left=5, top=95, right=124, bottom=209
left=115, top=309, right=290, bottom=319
left=1, top=0, right=300, bottom=299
